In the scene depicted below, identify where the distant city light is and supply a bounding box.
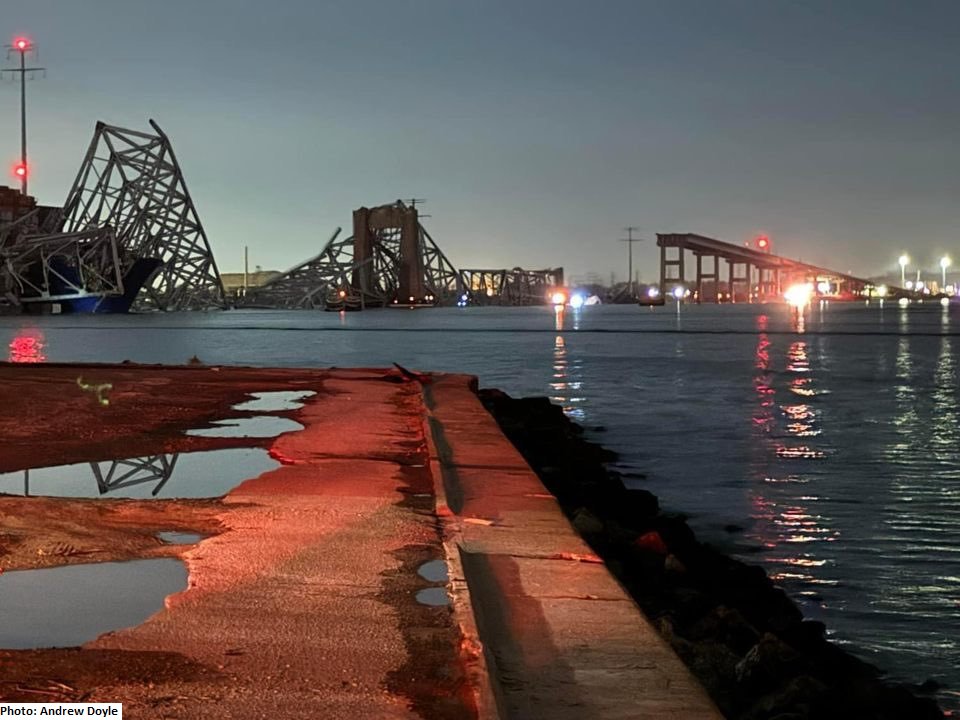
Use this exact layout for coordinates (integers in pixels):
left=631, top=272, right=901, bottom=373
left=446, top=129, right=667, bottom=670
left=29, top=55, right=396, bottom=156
left=898, top=297, right=910, bottom=307
left=905, top=280, right=914, bottom=290
left=817, top=281, right=830, bottom=294
left=876, top=285, right=888, bottom=298
left=551, top=291, right=566, bottom=306
left=940, top=256, right=952, bottom=270
left=941, top=297, right=951, bottom=307
left=569, top=293, right=585, bottom=309
left=898, top=254, right=909, bottom=267
left=672, top=286, right=685, bottom=300
left=647, top=286, right=660, bottom=298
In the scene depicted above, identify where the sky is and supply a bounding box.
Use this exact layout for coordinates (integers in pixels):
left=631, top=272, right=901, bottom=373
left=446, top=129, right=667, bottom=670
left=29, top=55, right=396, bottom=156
left=3, top=0, right=959, bottom=281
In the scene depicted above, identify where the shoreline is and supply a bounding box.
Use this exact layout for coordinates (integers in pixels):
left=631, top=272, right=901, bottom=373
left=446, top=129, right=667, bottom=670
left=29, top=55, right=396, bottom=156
left=478, top=388, right=946, bottom=720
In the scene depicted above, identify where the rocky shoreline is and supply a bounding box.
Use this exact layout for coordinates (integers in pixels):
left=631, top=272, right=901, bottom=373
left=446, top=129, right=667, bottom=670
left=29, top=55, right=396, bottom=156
left=478, top=389, right=945, bottom=720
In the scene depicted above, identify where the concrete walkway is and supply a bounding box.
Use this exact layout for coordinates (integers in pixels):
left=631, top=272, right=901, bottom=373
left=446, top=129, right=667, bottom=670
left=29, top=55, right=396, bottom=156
left=425, top=374, right=723, bottom=719
left=2, top=364, right=721, bottom=718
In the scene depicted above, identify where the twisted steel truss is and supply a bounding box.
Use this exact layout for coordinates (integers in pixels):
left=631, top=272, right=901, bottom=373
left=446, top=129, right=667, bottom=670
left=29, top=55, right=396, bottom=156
left=459, top=267, right=565, bottom=306
left=58, top=120, right=225, bottom=310
left=245, top=201, right=462, bottom=308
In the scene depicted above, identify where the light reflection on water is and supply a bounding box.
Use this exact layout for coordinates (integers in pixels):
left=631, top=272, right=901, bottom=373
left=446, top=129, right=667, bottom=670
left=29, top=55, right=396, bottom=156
left=1, top=302, right=959, bottom=706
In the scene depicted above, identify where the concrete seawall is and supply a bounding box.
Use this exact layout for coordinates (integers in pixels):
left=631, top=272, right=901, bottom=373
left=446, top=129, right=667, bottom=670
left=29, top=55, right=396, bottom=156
left=0, top=363, right=721, bottom=718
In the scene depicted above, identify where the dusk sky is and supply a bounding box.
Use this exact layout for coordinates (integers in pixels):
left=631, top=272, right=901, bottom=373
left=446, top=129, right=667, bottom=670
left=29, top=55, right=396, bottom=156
left=4, top=1, right=959, bottom=281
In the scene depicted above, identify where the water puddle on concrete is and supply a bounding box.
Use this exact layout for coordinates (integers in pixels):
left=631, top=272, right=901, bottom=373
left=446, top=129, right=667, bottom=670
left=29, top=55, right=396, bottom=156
left=0, top=448, right=278, bottom=499
left=415, top=587, right=451, bottom=606
left=415, top=559, right=451, bottom=606
left=186, top=416, right=303, bottom=438
left=232, top=390, right=316, bottom=412
left=0, top=559, right=187, bottom=649
left=417, top=559, right=449, bottom=583
left=157, top=531, right=204, bottom=544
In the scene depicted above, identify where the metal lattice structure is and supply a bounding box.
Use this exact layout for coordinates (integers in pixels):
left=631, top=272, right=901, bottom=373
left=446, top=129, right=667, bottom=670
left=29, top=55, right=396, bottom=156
left=243, top=228, right=357, bottom=309
left=459, top=267, right=565, bottom=306
left=13, top=454, right=179, bottom=497
left=1, top=227, right=123, bottom=305
left=245, top=201, right=463, bottom=309
left=59, top=120, right=225, bottom=310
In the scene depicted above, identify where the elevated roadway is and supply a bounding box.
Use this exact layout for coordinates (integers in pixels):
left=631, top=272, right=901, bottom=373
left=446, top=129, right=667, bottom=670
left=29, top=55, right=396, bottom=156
left=657, top=233, right=885, bottom=302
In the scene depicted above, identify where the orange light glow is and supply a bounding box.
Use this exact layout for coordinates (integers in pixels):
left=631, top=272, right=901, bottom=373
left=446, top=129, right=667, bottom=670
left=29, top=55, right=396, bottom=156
left=550, top=291, right=566, bottom=306
left=784, top=283, right=813, bottom=307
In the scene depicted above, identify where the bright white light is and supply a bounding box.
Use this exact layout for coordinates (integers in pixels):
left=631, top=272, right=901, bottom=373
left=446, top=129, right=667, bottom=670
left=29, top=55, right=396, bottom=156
left=569, top=293, right=585, bottom=309
left=941, top=256, right=952, bottom=270
left=941, top=297, right=950, bottom=307
left=551, top=291, right=566, bottom=306
left=898, top=254, right=909, bottom=268
left=784, top=283, right=813, bottom=308
left=817, top=281, right=830, bottom=294
left=876, top=285, right=888, bottom=298
left=916, top=281, right=925, bottom=291
left=905, top=280, right=914, bottom=290
left=647, top=286, right=660, bottom=298
left=672, top=286, right=685, bottom=300
left=898, top=297, right=910, bottom=307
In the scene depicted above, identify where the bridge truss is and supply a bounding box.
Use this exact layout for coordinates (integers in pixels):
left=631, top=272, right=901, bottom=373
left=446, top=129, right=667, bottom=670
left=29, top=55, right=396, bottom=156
left=459, top=267, right=565, bottom=306
left=0, top=120, right=225, bottom=311
left=245, top=201, right=560, bottom=309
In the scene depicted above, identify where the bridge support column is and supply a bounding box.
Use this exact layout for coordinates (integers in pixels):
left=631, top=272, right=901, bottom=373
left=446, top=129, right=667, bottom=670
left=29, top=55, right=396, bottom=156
left=660, top=244, right=684, bottom=291
left=352, top=207, right=373, bottom=294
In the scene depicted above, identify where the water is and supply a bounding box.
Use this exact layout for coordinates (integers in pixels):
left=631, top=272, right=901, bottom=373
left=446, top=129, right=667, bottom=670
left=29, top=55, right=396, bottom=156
left=0, top=559, right=187, bottom=648
left=232, top=390, right=316, bottom=412
left=0, top=448, right=279, bottom=498
left=1, top=302, right=958, bottom=706
left=157, top=531, right=205, bottom=544
left=185, top=416, right=303, bottom=438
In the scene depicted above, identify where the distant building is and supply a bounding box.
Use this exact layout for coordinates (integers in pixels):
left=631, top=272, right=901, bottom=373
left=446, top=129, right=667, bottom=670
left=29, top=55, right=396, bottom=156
left=221, top=270, right=282, bottom=299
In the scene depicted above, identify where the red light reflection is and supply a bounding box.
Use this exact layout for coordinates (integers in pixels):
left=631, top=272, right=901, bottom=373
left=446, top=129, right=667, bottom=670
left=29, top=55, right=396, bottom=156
left=9, top=330, right=46, bottom=363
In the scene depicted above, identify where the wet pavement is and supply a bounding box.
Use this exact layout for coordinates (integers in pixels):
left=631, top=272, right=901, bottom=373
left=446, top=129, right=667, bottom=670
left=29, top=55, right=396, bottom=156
left=0, top=363, right=721, bottom=719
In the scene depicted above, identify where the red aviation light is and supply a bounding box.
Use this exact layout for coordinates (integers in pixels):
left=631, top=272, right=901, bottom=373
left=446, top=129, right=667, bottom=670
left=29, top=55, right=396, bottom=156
left=13, top=37, right=29, bottom=51
left=12, top=162, right=27, bottom=179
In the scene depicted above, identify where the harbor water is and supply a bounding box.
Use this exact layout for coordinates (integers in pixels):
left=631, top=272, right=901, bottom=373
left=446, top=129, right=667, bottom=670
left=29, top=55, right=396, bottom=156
left=1, top=301, right=957, bottom=708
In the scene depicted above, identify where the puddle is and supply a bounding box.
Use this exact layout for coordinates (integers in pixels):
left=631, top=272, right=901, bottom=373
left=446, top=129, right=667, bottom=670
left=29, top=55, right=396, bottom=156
left=0, top=559, right=187, bottom=649
left=417, top=559, right=449, bottom=583
left=157, top=531, right=204, bottom=544
left=0, top=448, right=279, bottom=499
left=185, top=416, right=303, bottom=438
left=415, top=587, right=451, bottom=606
left=232, top=390, right=316, bottom=412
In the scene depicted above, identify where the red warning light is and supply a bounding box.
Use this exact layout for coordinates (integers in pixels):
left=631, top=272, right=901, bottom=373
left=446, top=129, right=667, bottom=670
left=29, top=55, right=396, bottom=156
left=12, top=162, right=27, bottom=179
left=756, top=234, right=770, bottom=252
left=13, top=37, right=29, bottom=51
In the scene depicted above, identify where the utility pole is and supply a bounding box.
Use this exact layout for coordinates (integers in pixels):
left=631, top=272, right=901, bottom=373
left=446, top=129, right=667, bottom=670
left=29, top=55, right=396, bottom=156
left=2, top=37, right=44, bottom=196
left=619, top=227, right=644, bottom=299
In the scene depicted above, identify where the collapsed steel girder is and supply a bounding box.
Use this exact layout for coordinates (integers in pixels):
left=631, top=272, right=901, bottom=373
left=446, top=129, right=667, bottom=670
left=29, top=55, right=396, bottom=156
left=460, top=267, right=565, bottom=306
left=59, top=120, right=226, bottom=310
left=246, top=201, right=561, bottom=309
left=1, top=227, right=124, bottom=305
left=245, top=201, right=462, bottom=308
left=243, top=228, right=357, bottom=309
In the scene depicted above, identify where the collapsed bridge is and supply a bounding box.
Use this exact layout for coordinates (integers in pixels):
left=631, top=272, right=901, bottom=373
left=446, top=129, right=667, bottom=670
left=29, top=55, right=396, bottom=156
left=243, top=200, right=563, bottom=309
left=0, top=120, right=225, bottom=313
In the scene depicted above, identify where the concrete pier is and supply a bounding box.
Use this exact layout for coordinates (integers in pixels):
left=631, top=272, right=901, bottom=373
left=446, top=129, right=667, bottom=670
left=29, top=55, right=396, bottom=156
left=0, top=364, right=721, bottom=719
